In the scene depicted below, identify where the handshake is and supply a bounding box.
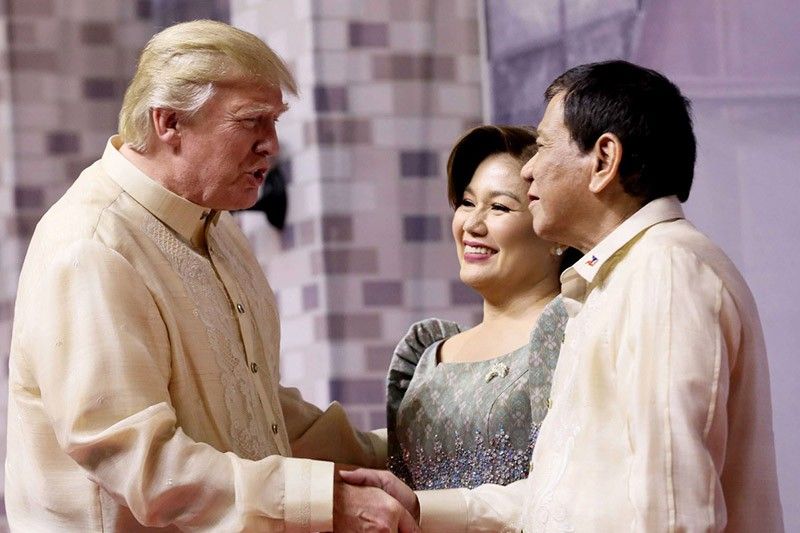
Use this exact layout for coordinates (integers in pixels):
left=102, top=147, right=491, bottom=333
left=332, top=467, right=422, bottom=532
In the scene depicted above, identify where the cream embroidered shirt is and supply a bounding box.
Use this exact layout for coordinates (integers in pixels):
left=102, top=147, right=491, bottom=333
left=417, top=196, right=783, bottom=532
left=6, top=136, right=385, bottom=532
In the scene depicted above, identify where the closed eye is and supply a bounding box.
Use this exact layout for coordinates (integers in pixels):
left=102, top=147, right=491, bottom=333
left=492, top=203, right=511, bottom=212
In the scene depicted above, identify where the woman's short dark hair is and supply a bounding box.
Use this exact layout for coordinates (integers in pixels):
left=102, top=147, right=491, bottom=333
left=545, top=60, right=696, bottom=202
left=446, top=125, right=537, bottom=209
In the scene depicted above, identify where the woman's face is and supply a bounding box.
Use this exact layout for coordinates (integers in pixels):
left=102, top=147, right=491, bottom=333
left=452, top=153, right=558, bottom=298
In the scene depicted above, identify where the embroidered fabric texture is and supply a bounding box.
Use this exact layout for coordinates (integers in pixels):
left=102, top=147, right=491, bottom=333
left=387, top=297, right=567, bottom=490
left=522, top=290, right=604, bottom=532
left=144, top=217, right=269, bottom=460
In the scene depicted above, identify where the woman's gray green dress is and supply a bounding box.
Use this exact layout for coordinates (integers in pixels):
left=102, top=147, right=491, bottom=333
left=387, top=296, right=567, bottom=490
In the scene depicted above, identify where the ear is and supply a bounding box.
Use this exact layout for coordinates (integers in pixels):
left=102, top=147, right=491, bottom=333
left=588, top=132, right=622, bottom=194
left=151, top=107, right=182, bottom=148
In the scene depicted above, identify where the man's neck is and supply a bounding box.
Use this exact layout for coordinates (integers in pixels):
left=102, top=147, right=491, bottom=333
left=119, top=143, right=182, bottom=198
left=575, top=193, right=644, bottom=253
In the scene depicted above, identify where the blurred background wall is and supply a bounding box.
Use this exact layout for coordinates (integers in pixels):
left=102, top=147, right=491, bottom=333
left=0, top=0, right=796, bottom=529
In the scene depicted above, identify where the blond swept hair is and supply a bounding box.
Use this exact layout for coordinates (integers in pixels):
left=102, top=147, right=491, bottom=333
left=119, top=19, right=298, bottom=151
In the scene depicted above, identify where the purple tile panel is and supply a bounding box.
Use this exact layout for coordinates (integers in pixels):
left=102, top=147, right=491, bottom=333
left=363, top=280, right=404, bottom=306
left=0, top=299, right=15, bottom=322
left=136, top=0, right=153, bottom=19
left=348, top=22, right=389, bottom=47
left=321, top=214, right=353, bottom=242
left=80, top=22, right=114, bottom=45
left=280, top=159, right=293, bottom=184
left=403, top=215, right=442, bottom=242
left=9, top=0, right=54, bottom=16
left=365, top=344, right=396, bottom=371
left=280, top=224, right=296, bottom=250
left=296, top=219, right=316, bottom=246
left=388, top=0, right=434, bottom=21
left=8, top=22, right=37, bottom=45
left=14, top=186, right=44, bottom=209
left=10, top=49, right=56, bottom=71
left=16, top=212, right=42, bottom=237
left=315, top=312, right=383, bottom=340
left=302, top=283, right=319, bottom=311
left=66, top=159, right=97, bottom=182
left=83, top=78, right=118, bottom=100
left=46, top=131, right=80, bottom=155
left=306, top=118, right=372, bottom=145
left=329, top=377, right=386, bottom=403
left=368, top=409, right=386, bottom=430
left=449, top=279, right=482, bottom=305
left=314, top=85, right=348, bottom=112
left=373, top=54, right=456, bottom=81
left=400, top=150, right=439, bottom=177
left=313, top=248, right=378, bottom=275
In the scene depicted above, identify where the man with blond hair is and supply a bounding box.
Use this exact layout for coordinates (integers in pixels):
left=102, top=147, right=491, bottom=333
left=6, top=20, right=417, bottom=532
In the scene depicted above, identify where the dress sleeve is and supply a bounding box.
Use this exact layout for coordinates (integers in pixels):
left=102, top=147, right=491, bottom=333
left=23, top=239, right=333, bottom=532
left=387, top=318, right=461, bottom=484
left=527, top=296, right=568, bottom=427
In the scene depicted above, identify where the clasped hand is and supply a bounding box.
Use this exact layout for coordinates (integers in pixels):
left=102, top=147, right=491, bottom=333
left=331, top=468, right=420, bottom=532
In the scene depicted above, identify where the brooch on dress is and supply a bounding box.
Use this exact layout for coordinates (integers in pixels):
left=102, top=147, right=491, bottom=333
left=484, top=362, right=509, bottom=383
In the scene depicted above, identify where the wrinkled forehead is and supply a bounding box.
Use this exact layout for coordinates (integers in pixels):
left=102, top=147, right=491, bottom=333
left=216, top=79, right=288, bottom=111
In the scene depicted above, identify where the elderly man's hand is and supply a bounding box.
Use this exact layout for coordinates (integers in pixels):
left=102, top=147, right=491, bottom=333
left=339, top=468, right=420, bottom=523
left=332, top=481, right=420, bottom=532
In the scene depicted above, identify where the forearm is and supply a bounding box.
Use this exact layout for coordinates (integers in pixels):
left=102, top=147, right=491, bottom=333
left=418, top=478, right=526, bottom=533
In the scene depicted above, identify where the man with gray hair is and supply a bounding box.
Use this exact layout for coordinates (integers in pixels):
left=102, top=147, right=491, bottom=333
left=6, top=20, right=417, bottom=532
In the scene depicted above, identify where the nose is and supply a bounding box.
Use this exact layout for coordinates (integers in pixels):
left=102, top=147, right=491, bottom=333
left=520, top=155, right=535, bottom=185
left=463, top=208, right=487, bottom=236
left=254, top=121, right=280, bottom=160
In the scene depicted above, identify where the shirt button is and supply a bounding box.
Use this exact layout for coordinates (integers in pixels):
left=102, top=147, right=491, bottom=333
left=250, top=362, right=258, bottom=373
left=271, top=423, right=279, bottom=434
left=236, top=303, right=245, bottom=314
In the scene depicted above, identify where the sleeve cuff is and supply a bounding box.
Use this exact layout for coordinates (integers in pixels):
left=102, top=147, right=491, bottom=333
left=417, top=488, right=469, bottom=533
left=367, top=428, right=388, bottom=466
left=283, top=458, right=334, bottom=533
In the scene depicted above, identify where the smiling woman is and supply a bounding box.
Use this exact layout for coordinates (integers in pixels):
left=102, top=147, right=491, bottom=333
left=386, top=125, right=578, bottom=491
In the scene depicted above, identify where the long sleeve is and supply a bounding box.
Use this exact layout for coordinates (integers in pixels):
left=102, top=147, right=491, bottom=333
left=417, top=478, right=527, bottom=532
left=16, top=238, right=333, bottom=531
left=618, top=245, right=733, bottom=531
left=283, top=387, right=387, bottom=468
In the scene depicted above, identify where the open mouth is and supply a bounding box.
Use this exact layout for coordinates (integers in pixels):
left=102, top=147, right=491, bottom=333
left=463, top=242, right=497, bottom=261
left=250, top=169, right=267, bottom=184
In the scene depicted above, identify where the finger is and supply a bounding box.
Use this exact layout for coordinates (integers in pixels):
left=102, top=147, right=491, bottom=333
left=339, top=468, right=385, bottom=489
left=397, top=506, right=421, bottom=533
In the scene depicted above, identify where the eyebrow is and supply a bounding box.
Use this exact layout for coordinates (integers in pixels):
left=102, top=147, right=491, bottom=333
left=463, top=186, right=523, bottom=203
left=235, top=102, right=290, bottom=116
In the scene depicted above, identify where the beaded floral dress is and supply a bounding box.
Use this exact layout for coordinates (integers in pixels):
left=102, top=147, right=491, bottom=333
left=387, top=296, right=567, bottom=490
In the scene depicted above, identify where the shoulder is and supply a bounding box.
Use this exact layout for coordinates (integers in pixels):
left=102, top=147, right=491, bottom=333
left=624, top=219, right=751, bottom=298
left=392, top=318, right=462, bottom=368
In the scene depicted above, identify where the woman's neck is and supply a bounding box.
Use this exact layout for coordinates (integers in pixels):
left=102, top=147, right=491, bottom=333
left=480, top=276, right=560, bottom=326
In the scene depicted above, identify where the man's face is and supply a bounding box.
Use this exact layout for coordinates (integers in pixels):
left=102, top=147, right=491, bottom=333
left=175, top=81, right=287, bottom=211
left=521, top=91, right=594, bottom=247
